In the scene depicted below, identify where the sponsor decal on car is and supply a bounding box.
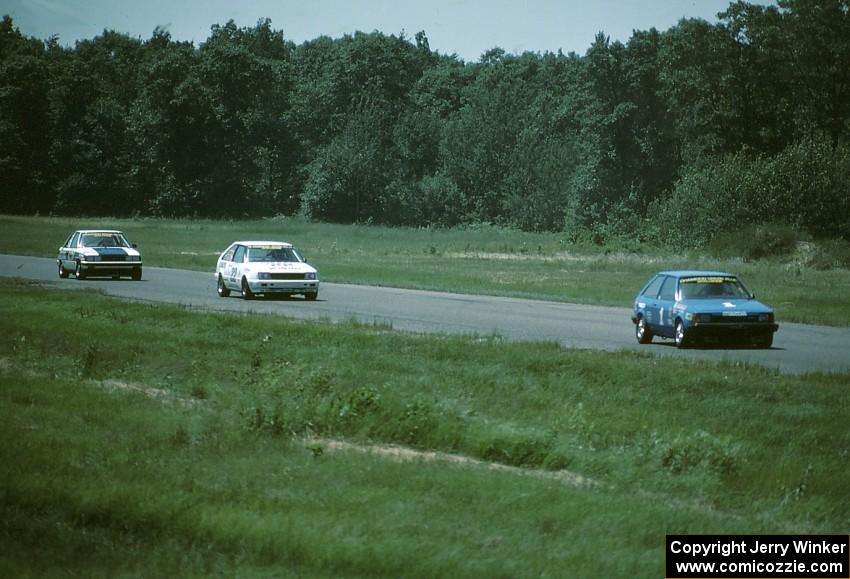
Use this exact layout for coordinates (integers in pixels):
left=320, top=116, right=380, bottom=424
left=680, top=276, right=738, bottom=284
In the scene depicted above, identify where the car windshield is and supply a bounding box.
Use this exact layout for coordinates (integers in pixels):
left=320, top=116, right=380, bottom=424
left=679, top=276, right=750, bottom=299
left=247, top=246, right=301, bottom=263
left=79, top=233, right=130, bottom=248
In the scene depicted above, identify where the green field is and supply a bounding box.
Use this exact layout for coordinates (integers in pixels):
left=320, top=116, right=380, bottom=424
left=1, top=278, right=848, bottom=577
left=2, top=214, right=850, bottom=326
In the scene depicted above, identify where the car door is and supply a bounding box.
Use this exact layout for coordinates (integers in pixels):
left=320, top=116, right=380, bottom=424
left=654, top=275, right=678, bottom=338
left=638, top=275, right=665, bottom=334
left=217, top=245, right=237, bottom=287
left=228, top=245, right=246, bottom=287
left=61, top=232, right=80, bottom=268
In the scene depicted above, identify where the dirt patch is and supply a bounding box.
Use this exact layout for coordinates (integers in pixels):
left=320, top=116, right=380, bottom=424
left=304, top=437, right=602, bottom=489
left=443, top=251, right=667, bottom=265
left=99, top=379, right=199, bottom=406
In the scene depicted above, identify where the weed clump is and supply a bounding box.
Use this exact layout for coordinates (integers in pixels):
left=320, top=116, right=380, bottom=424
left=474, top=426, right=555, bottom=468
left=655, top=431, right=740, bottom=477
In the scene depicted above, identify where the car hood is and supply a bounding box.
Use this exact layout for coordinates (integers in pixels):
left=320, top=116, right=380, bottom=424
left=251, top=261, right=317, bottom=274
left=680, top=298, right=773, bottom=314
left=82, top=247, right=141, bottom=258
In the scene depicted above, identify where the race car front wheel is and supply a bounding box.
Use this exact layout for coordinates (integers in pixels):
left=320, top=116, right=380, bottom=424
left=241, top=278, right=254, bottom=300
left=674, top=320, right=688, bottom=349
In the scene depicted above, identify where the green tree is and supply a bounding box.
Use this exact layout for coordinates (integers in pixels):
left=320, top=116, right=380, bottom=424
left=722, top=0, right=850, bottom=144
left=295, top=31, right=432, bottom=223
left=301, top=100, right=394, bottom=223
left=49, top=30, right=144, bottom=215
left=0, top=16, right=51, bottom=213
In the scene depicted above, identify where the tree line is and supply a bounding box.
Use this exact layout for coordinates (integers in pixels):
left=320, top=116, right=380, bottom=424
left=1, top=0, right=848, bottom=246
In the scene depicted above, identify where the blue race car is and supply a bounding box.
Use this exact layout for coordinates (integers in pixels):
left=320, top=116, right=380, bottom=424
left=631, top=270, right=778, bottom=348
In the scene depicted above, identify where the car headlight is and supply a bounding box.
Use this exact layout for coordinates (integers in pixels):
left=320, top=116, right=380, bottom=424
left=87, top=255, right=101, bottom=262
left=257, top=272, right=271, bottom=280
left=128, top=256, right=140, bottom=262
left=758, top=313, right=773, bottom=322
left=305, top=272, right=317, bottom=280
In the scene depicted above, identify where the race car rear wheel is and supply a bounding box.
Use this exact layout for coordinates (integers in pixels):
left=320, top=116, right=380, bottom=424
left=217, top=275, right=230, bottom=298
left=635, top=315, right=652, bottom=344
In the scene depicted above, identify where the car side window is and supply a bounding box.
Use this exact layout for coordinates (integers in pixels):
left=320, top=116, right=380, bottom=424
left=69, top=232, right=81, bottom=248
left=641, top=275, right=665, bottom=299
left=232, top=245, right=246, bottom=263
left=222, top=246, right=236, bottom=262
left=658, top=276, right=676, bottom=301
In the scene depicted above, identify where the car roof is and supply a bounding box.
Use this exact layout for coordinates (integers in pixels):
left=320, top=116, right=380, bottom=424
left=231, top=240, right=294, bottom=248
left=76, top=229, right=124, bottom=234
left=657, top=270, right=737, bottom=278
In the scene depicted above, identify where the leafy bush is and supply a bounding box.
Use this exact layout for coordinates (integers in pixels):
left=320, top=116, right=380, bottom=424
left=655, top=140, right=850, bottom=248
left=397, top=173, right=468, bottom=228
left=708, top=223, right=799, bottom=260
left=805, top=239, right=850, bottom=270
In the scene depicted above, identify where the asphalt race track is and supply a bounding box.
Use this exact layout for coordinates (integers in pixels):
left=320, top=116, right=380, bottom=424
left=2, top=253, right=849, bottom=375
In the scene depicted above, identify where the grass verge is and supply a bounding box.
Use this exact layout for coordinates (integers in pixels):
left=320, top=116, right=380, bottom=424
left=1, top=279, right=848, bottom=576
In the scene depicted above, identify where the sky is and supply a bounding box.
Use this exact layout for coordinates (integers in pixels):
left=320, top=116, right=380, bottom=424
left=2, top=0, right=773, bottom=62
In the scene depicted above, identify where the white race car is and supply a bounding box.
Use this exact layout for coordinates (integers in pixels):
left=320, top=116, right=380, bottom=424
left=215, top=241, right=319, bottom=300
left=57, top=229, right=143, bottom=280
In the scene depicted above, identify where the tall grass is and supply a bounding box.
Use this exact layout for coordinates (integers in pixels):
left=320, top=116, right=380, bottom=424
left=1, top=279, right=848, bottom=576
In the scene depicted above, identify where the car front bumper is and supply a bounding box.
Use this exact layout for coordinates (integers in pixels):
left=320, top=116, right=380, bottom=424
left=685, top=321, right=779, bottom=337
left=79, top=261, right=142, bottom=276
left=247, top=280, right=319, bottom=294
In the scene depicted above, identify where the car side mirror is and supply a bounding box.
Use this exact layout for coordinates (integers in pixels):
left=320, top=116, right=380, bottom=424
left=132, top=243, right=138, bottom=249
left=750, top=293, right=755, bottom=300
